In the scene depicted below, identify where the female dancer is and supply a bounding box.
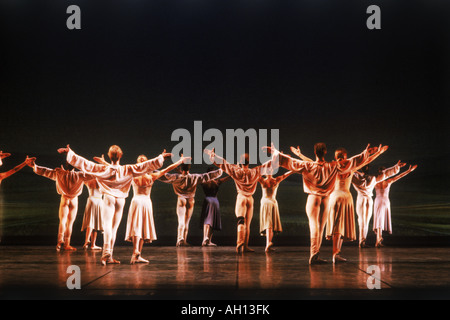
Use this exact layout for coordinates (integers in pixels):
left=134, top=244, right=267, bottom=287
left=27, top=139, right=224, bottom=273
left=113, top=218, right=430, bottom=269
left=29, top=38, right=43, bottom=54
left=258, top=169, right=293, bottom=253
left=126, top=154, right=189, bottom=264
left=373, top=164, right=417, bottom=247
left=58, top=145, right=171, bottom=265
left=81, top=178, right=103, bottom=250
left=352, top=160, right=406, bottom=248
left=160, top=163, right=223, bottom=247
left=199, top=168, right=230, bottom=247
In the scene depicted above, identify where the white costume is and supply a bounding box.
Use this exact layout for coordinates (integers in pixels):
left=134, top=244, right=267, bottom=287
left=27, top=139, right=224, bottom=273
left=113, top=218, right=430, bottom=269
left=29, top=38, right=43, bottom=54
left=326, top=172, right=356, bottom=241
left=81, top=179, right=104, bottom=233
left=125, top=176, right=157, bottom=243
left=373, top=181, right=394, bottom=233
left=161, top=169, right=223, bottom=244
left=351, top=164, right=400, bottom=244
left=259, top=183, right=282, bottom=235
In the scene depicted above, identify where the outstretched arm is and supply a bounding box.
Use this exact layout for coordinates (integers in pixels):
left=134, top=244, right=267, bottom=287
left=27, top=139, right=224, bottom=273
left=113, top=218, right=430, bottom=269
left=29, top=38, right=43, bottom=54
left=387, top=164, right=417, bottom=184
left=354, top=144, right=389, bottom=172
left=375, top=160, right=406, bottom=182
left=290, top=146, right=313, bottom=162
left=58, top=145, right=107, bottom=173
left=151, top=156, right=191, bottom=181
left=275, top=170, right=295, bottom=184
left=0, top=156, right=35, bottom=181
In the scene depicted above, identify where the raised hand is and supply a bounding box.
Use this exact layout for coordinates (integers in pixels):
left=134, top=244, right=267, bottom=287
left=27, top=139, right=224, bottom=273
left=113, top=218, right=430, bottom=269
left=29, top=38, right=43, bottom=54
left=94, top=154, right=109, bottom=165
left=290, top=146, right=301, bottom=157
left=25, top=156, right=36, bottom=167
left=161, top=149, right=173, bottom=159
left=57, top=144, right=70, bottom=154
left=397, top=160, right=406, bottom=168
left=0, top=151, right=11, bottom=160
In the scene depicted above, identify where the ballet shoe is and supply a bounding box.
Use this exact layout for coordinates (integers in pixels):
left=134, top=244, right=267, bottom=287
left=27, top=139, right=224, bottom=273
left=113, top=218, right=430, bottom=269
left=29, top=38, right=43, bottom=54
left=56, top=242, right=63, bottom=252
left=236, top=243, right=244, bottom=254
left=176, top=240, right=185, bottom=247
left=101, top=253, right=111, bottom=266
left=309, top=254, right=328, bottom=265
left=90, top=245, right=102, bottom=251
left=63, top=245, right=77, bottom=251
left=332, top=254, right=347, bottom=264
left=108, top=257, right=121, bottom=264
left=202, top=238, right=210, bottom=247
left=136, top=256, right=149, bottom=263
left=359, top=241, right=370, bottom=248
left=83, top=242, right=90, bottom=250
left=207, top=242, right=217, bottom=247
left=243, top=246, right=255, bottom=253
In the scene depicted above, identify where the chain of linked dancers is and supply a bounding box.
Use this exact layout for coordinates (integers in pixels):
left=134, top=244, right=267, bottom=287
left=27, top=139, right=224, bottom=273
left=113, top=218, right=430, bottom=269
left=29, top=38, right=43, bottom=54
left=0, top=142, right=416, bottom=265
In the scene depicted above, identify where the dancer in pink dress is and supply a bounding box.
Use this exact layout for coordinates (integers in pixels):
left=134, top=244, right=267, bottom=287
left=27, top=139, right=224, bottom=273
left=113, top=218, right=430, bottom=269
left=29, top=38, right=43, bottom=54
left=373, top=164, right=417, bottom=247
left=57, top=145, right=172, bottom=265
left=204, top=149, right=279, bottom=253
left=266, top=143, right=386, bottom=264
left=126, top=154, right=189, bottom=264
left=352, top=160, right=406, bottom=247
left=81, top=179, right=103, bottom=250
left=160, top=163, right=222, bottom=247
left=29, top=158, right=96, bottom=251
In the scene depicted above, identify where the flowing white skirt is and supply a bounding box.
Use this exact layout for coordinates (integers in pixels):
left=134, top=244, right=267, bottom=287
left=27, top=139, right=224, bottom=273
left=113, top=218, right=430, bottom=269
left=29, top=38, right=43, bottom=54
left=125, top=195, right=157, bottom=243
left=81, top=196, right=104, bottom=232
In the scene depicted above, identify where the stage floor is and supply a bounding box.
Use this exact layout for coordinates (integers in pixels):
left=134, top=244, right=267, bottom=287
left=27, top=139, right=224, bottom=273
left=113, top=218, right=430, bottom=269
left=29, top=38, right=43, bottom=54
left=0, top=245, right=449, bottom=300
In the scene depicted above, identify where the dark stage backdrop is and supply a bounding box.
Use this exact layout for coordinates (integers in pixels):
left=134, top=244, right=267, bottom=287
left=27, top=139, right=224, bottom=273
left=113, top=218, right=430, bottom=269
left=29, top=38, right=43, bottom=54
left=1, top=0, right=449, bottom=246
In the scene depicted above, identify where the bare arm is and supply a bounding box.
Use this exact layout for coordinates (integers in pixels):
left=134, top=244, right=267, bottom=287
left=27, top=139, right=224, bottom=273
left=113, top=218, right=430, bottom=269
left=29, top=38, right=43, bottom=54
left=0, top=156, right=35, bottom=181
left=290, top=146, right=313, bottom=162
left=275, top=170, right=295, bottom=184
left=151, top=156, right=191, bottom=180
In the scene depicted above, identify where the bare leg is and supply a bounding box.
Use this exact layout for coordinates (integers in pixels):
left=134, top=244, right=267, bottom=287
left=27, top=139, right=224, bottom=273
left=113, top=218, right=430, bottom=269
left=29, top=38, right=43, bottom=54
left=57, top=196, right=70, bottom=250
left=101, top=195, right=116, bottom=265
left=265, top=228, right=274, bottom=253
left=243, top=196, right=254, bottom=252
left=90, top=230, right=101, bottom=250
left=202, top=224, right=211, bottom=246
left=84, top=227, right=93, bottom=249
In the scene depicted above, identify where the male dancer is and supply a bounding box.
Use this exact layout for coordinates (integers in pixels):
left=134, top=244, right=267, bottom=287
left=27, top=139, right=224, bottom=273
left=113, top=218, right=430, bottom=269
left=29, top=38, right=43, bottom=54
left=58, top=145, right=172, bottom=265
left=266, top=143, right=386, bottom=264
left=204, top=149, right=277, bottom=253
left=29, top=158, right=95, bottom=251
left=160, top=163, right=222, bottom=247
left=352, top=160, right=405, bottom=247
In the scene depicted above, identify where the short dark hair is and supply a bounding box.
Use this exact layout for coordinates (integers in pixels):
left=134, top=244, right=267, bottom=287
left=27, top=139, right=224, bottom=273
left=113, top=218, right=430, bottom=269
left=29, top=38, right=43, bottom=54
left=181, top=163, right=191, bottom=172
left=314, top=143, right=327, bottom=159
left=334, top=147, right=347, bottom=160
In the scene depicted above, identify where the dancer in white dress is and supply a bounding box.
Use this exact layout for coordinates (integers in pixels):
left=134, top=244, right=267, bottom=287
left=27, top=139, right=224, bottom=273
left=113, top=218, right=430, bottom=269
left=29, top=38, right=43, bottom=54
left=266, top=143, right=386, bottom=264
left=57, top=145, right=171, bottom=265
left=29, top=159, right=96, bottom=251
left=352, top=160, right=406, bottom=247
left=126, top=154, right=189, bottom=264
left=258, top=169, right=294, bottom=253
left=373, top=164, right=417, bottom=247
left=160, top=163, right=223, bottom=247
left=81, top=179, right=103, bottom=250
left=204, top=149, right=277, bottom=253
left=292, top=146, right=387, bottom=263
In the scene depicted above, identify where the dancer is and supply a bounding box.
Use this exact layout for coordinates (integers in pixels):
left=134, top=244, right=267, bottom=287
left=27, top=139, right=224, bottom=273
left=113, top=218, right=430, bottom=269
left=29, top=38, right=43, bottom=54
left=352, top=160, right=406, bottom=248
left=373, top=164, right=417, bottom=247
left=258, top=169, right=294, bottom=253
left=204, top=149, right=277, bottom=253
left=291, top=146, right=387, bottom=263
left=265, top=143, right=386, bottom=264
left=81, top=178, right=103, bottom=250
left=126, top=154, right=189, bottom=264
left=29, top=158, right=96, bottom=251
left=0, top=152, right=35, bottom=184
left=57, top=145, right=171, bottom=265
left=160, top=163, right=223, bottom=247
left=199, top=168, right=230, bottom=247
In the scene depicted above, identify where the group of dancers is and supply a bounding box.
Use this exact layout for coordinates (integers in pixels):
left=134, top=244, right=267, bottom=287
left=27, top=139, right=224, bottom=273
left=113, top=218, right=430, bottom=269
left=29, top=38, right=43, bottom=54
left=0, top=141, right=416, bottom=265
